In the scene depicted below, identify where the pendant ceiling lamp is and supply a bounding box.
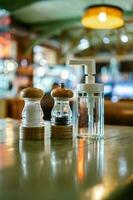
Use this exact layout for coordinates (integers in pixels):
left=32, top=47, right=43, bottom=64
left=81, top=4, right=124, bottom=29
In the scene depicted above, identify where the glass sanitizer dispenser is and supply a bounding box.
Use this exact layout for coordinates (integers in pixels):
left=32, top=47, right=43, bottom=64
left=69, top=59, right=104, bottom=139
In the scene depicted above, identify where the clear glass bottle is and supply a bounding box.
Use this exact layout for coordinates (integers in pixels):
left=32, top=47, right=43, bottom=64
left=69, top=59, right=104, bottom=140
left=78, top=91, right=104, bottom=139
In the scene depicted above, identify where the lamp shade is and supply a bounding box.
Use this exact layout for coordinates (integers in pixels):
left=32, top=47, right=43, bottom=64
left=81, top=5, right=124, bottom=29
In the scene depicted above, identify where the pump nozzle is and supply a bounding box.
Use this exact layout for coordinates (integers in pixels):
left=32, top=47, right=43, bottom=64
left=68, top=59, right=96, bottom=84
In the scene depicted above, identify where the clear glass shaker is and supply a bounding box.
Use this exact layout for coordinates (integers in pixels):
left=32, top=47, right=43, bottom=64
left=51, top=83, right=73, bottom=139
left=20, top=87, right=45, bottom=139
left=51, top=83, right=73, bottom=126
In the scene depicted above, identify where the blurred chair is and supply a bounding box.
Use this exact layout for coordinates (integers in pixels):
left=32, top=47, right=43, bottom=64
left=7, top=98, right=24, bottom=119
left=41, top=95, right=54, bottom=121
left=41, top=82, right=59, bottom=121
left=105, top=100, right=133, bottom=126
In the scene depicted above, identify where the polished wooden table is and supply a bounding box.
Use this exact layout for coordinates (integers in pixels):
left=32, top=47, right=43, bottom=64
left=0, top=119, right=133, bottom=200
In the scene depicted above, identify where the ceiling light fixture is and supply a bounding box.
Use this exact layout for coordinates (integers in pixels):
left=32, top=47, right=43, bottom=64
left=82, top=4, right=124, bottom=29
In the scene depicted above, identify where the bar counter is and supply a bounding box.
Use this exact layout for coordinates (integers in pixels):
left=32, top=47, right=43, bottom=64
left=0, top=119, right=133, bottom=200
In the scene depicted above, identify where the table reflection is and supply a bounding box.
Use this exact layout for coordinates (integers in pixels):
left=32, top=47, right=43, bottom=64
left=19, top=140, right=45, bottom=180
left=18, top=138, right=104, bottom=198
left=0, top=144, right=15, bottom=170
left=0, top=120, right=133, bottom=200
left=76, top=140, right=104, bottom=186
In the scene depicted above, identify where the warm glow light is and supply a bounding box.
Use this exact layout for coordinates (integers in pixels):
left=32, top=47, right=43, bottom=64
left=0, top=35, right=12, bottom=58
left=98, top=12, right=107, bottom=22
left=82, top=5, right=124, bottom=29
left=0, top=145, right=14, bottom=170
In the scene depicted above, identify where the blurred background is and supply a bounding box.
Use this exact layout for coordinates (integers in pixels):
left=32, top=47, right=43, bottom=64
left=0, top=0, right=132, bottom=125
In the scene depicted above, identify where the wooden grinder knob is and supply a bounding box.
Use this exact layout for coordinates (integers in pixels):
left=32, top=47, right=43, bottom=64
left=51, top=83, right=73, bottom=99
left=21, top=87, right=44, bottom=99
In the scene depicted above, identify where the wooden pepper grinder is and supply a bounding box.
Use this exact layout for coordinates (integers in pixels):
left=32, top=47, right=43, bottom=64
left=51, top=83, right=73, bottom=139
left=19, top=87, right=45, bottom=140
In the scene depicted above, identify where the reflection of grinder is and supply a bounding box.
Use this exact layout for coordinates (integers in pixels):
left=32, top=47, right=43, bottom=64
left=51, top=83, right=73, bottom=139
left=19, top=140, right=44, bottom=180
left=20, top=87, right=45, bottom=140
